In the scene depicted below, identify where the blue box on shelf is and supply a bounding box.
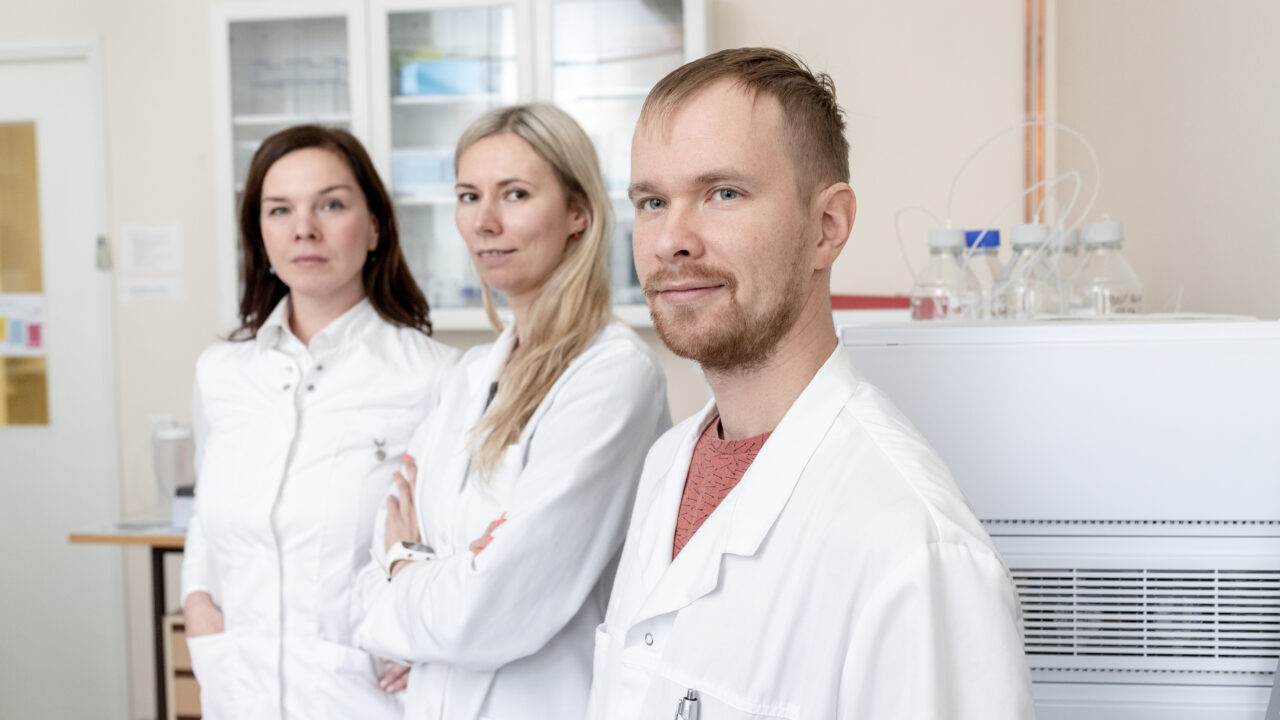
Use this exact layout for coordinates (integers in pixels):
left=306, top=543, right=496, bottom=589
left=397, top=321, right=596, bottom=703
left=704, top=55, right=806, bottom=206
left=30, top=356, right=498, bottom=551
left=400, top=59, right=491, bottom=96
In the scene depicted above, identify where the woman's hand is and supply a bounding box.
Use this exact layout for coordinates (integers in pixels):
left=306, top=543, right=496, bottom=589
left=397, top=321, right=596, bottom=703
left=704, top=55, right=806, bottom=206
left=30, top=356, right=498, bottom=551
left=183, top=591, right=225, bottom=638
left=469, top=512, right=508, bottom=555
left=378, top=661, right=411, bottom=693
left=385, top=453, right=422, bottom=572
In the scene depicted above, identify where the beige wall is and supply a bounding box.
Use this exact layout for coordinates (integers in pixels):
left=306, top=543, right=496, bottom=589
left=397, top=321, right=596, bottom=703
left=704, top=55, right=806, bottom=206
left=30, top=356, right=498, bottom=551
left=1, top=0, right=1025, bottom=717
left=716, top=0, right=1025, bottom=295
left=1052, top=0, right=1280, bottom=318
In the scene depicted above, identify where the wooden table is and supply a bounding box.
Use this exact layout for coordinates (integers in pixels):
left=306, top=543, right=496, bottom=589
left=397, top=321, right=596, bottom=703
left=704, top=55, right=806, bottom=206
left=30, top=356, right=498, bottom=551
left=70, top=521, right=186, bottom=720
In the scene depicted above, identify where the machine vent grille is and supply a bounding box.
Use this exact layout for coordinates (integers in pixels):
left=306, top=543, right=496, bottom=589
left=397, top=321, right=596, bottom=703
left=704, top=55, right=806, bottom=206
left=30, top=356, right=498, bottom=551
left=1013, top=569, right=1280, bottom=659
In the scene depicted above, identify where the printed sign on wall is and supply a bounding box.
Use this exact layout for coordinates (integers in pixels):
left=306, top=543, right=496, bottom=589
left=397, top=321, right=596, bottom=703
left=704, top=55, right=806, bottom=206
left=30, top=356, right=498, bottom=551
left=0, top=294, right=46, bottom=357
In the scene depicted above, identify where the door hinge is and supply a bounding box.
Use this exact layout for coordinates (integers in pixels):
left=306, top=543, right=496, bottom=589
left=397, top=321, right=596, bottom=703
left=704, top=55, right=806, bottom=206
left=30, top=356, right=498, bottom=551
left=95, top=234, right=112, bottom=270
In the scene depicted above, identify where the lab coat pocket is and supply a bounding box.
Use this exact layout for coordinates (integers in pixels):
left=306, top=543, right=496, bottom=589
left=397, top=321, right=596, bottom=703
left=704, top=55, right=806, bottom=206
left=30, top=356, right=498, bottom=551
left=649, top=671, right=797, bottom=720
left=186, top=632, right=239, bottom=720
left=304, top=637, right=404, bottom=719
left=590, top=624, right=615, bottom=710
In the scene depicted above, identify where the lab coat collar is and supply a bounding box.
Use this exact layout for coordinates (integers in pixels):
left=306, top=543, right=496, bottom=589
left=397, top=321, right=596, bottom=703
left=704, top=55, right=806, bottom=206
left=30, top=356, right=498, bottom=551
left=255, top=295, right=293, bottom=351
left=631, top=343, right=860, bottom=625
left=255, top=295, right=377, bottom=356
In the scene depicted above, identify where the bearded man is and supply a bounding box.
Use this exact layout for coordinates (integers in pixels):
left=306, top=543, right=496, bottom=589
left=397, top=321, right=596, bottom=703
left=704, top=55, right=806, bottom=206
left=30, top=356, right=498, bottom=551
left=588, top=47, right=1036, bottom=719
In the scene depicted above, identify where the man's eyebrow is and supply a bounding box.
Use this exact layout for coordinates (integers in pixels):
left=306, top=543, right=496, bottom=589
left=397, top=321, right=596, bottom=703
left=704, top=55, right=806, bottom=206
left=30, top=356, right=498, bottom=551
left=628, top=181, right=660, bottom=202
left=693, top=170, right=750, bottom=187
left=628, top=171, right=754, bottom=202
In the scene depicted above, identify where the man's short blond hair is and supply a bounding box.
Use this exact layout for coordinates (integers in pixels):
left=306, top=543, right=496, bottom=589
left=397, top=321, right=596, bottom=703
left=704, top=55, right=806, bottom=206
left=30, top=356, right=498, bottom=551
left=639, top=47, right=850, bottom=194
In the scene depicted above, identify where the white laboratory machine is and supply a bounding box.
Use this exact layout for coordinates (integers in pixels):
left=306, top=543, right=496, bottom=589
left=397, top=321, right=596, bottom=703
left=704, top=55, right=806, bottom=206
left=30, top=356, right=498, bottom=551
left=840, top=319, right=1280, bottom=719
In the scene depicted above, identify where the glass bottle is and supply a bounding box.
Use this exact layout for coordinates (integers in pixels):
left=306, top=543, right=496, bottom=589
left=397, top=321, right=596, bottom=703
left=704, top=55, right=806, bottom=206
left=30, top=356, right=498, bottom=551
left=1072, top=221, right=1144, bottom=315
left=910, top=228, right=982, bottom=321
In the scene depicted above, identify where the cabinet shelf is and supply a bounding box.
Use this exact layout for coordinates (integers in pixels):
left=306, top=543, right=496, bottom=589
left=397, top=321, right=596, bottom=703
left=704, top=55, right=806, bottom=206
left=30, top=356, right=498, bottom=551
left=567, top=86, right=651, bottom=101
left=231, top=113, right=352, bottom=127
left=394, top=194, right=455, bottom=206
left=392, top=93, right=500, bottom=107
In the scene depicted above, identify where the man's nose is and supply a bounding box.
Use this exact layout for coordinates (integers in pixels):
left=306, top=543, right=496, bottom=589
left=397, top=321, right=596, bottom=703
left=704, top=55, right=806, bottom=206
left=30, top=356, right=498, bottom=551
left=640, top=201, right=703, bottom=265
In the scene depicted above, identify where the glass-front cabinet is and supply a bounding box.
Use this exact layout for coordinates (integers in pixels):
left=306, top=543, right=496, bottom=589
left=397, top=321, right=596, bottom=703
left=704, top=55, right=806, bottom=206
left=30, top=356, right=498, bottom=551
left=545, top=0, right=690, bottom=306
left=211, top=1, right=370, bottom=329
left=211, top=0, right=705, bottom=329
left=370, top=0, right=530, bottom=313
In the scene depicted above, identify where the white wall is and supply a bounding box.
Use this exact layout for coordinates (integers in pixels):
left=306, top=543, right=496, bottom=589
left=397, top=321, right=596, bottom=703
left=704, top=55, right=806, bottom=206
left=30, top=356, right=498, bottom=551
left=0, top=0, right=1025, bottom=717
left=1051, top=0, right=1280, bottom=318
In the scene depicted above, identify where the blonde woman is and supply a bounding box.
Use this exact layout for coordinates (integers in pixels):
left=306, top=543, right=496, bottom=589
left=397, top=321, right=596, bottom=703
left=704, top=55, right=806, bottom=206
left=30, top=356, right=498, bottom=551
left=352, top=104, right=671, bottom=719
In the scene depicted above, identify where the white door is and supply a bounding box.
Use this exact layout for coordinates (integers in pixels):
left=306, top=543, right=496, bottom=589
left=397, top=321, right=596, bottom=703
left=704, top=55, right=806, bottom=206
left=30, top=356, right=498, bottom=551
left=0, top=40, right=128, bottom=719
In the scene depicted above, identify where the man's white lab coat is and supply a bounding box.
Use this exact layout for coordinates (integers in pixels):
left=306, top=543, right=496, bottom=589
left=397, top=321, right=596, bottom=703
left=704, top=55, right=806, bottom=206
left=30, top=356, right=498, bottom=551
left=354, top=322, right=671, bottom=720
left=589, top=345, right=1036, bottom=719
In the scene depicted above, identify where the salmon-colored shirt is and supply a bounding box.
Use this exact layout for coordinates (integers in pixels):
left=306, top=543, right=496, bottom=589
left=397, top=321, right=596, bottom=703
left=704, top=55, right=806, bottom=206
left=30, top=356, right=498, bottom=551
left=672, top=416, right=772, bottom=559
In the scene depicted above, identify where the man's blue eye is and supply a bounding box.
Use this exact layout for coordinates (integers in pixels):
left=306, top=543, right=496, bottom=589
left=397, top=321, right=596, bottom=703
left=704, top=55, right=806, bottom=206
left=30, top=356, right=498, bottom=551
left=641, top=198, right=665, bottom=211
left=715, top=188, right=739, bottom=201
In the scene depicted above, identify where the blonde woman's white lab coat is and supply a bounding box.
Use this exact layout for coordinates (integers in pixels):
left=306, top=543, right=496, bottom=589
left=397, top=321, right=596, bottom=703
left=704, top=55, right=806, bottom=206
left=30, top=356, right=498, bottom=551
left=589, top=346, right=1036, bottom=719
left=180, top=298, right=458, bottom=720
left=353, top=321, right=671, bottom=720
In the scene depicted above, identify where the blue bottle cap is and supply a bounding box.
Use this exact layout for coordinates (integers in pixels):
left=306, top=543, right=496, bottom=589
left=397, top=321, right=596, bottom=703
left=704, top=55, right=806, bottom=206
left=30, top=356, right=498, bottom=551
left=965, top=229, right=1000, bottom=248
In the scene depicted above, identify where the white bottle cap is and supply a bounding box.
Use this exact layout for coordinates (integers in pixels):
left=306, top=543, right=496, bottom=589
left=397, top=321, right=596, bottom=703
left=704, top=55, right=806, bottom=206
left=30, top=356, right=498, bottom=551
left=1051, top=228, right=1081, bottom=250
left=927, top=228, right=966, bottom=248
left=1084, top=221, right=1124, bottom=246
left=1010, top=223, right=1051, bottom=248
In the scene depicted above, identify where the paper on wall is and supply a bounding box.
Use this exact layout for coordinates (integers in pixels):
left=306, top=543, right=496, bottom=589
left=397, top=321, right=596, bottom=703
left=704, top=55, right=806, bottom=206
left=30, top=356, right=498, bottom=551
left=0, top=293, right=46, bottom=357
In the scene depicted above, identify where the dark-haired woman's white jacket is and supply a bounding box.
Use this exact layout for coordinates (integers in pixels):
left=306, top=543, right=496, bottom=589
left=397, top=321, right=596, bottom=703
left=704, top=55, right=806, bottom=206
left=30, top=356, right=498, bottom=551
left=181, top=297, right=458, bottom=720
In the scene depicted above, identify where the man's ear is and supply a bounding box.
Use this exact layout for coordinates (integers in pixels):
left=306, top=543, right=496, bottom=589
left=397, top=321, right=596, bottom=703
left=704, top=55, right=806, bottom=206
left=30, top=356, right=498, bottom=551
left=813, top=182, right=856, bottom=270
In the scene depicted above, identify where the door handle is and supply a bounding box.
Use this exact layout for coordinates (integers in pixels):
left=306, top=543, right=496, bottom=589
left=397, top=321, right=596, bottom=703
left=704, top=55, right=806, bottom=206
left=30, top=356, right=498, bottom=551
left=95, top=234, right=112, bottom=270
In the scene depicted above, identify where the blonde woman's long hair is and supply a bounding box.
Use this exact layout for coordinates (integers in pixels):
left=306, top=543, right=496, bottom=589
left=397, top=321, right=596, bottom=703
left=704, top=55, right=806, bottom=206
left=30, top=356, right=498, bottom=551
left=457, top=104, right=614, bottom=481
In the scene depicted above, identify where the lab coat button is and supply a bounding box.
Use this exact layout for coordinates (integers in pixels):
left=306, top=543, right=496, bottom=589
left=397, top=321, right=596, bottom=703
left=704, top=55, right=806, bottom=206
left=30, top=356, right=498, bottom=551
left=282, top=384, right=292, bottom=391
left=316, top=364, right=324, bottom=371
left=306, top=384, right=315, bottom=392
left=644, top=633, right=654, bottom=646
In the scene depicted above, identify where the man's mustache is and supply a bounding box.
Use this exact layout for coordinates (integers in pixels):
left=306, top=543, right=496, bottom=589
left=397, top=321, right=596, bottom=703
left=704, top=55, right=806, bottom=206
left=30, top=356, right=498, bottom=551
left=642, top=266, right=738, bottom=297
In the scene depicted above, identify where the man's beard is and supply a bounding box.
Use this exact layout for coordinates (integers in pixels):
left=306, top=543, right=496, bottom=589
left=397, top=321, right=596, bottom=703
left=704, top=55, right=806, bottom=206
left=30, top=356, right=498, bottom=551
left=644, top=259, right=807, bottom=374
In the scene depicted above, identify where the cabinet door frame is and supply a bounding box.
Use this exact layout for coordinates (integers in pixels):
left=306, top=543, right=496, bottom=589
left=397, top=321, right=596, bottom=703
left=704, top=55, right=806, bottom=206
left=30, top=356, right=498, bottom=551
left=208, top=0, right=371, bottom=330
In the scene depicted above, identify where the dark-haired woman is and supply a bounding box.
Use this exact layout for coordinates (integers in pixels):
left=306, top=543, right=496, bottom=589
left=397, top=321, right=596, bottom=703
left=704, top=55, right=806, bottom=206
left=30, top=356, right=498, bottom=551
left=180, top=125, right=457, bottom=719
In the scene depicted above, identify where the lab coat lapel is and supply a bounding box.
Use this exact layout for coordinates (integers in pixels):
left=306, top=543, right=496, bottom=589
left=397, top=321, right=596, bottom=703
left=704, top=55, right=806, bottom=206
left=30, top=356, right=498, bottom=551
left=634, top=402, right=719, bottom=594
left=630, top=346, right=860, bottom=626
left=464, top=326, right=516, bottom=427
left=427, top=328, right=516, bottom=549
left=454, top=327, right=517, bottom=479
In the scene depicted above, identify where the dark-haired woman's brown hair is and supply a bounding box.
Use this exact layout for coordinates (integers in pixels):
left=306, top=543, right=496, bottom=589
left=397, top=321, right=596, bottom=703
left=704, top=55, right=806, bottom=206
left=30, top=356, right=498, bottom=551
left=232, top=124, right=432, bottom=339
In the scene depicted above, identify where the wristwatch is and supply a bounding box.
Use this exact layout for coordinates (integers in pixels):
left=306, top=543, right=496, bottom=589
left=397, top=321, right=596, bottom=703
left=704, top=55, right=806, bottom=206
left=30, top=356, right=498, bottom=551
left=374, top=541, right=436, bottom=580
